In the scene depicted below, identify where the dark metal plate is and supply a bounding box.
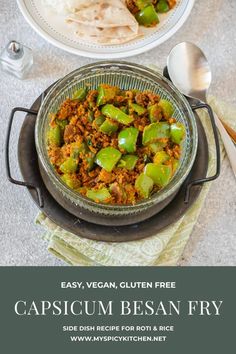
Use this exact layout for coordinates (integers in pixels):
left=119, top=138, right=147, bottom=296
left=17, top=94, right=208, bottom=242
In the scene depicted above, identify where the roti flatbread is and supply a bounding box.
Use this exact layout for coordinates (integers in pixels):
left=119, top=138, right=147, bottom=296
left=66, top=0, right=140, bottom=45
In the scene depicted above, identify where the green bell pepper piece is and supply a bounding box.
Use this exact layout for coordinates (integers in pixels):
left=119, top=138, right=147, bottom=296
left=118, top=127, right=139, bottom=153
left=96, top=85, right=118, bottom=106
left=118, top=155, right=139, bottom=170
left=70, top=141, right=87, bottom=159
left=170, top=122, right=186, bottom=144
left=95, top=147, right=122, bottom=172
left=72, top=87, right=87, bottom=101
left=86, top=153, right=95, bottom=171
left=99, top=118, right=119, bottom=135
left=56, top=119, right=68, bottom=131
left=61, top=174, right=80, bottom=190
left=148, top=103, right=161, bottom=123
left=153, top=151, right=170, bottom=165
left=136, top=0, right=152, bottom=10
left=60, top=157, right=78, bottom=174
left=142, top=122, right=170, bottom=145
left=48, top=125, right=62, bottom=147
left=86, top=188, right=111, bottom=203
left=149, top=141, right=167, bottom=153
left=130, top=103, right=146, bottom=116
left=158, top=99, right=174, bottom=118
left=144, top=163, right=172, bottom=187
left=71, top=141, right=95, bottom=171
left=101, top=104, right=134, bottom=125
left=135, top=173, right=154, bottom=198
left=92, top=115, right=106, bottom=130
left=135, top=4, right=159, bottom=27
left=156, top=0, right=169, bottom=13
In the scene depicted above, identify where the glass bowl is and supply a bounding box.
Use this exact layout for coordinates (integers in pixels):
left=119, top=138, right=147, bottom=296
left=35, top=61, right=198, bottom=221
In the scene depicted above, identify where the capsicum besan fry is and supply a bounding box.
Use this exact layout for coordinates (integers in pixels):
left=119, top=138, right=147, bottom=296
left=47, top=83, right=185, bottom=205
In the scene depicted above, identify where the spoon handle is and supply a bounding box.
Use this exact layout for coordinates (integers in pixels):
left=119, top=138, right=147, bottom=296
left=214, top=112, right=236, bottom=179
left=218, top=118, right=236, bottom=144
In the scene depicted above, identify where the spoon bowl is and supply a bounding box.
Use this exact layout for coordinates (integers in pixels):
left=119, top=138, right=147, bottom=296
left=167, top=42, right=212, bottom=102
left=167, top=41, right=236, bottom=178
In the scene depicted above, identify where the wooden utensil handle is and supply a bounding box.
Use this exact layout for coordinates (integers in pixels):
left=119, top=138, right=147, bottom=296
left=214, top=113, right=236, bottom=179
left=218, top=118, right=236, bottom=144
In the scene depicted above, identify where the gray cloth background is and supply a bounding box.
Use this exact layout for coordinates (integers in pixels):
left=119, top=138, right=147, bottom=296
left=0, top=0, right=235, bottom=266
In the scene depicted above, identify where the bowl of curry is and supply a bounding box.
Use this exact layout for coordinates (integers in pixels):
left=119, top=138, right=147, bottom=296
left=35, top=62, right=198, bottom=225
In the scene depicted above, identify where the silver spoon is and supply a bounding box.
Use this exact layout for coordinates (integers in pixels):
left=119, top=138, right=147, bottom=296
left=167, top=41, right=236, bottom=178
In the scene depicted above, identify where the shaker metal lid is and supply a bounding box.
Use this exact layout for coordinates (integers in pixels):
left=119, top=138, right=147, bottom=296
left=6, top=41, right=24, bottom=59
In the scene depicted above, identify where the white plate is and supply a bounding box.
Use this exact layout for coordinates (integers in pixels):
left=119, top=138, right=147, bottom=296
left=17, top=0, right=195, bottom=59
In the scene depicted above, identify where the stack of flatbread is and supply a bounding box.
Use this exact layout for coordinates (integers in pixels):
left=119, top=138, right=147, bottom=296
left=43, top=0, right=140, bottom=44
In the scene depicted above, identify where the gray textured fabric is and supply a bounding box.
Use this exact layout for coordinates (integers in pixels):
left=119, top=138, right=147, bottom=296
left=0, top=0, right=235, bottom=266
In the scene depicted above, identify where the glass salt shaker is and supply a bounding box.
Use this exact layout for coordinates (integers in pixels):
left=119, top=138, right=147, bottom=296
left=0, top=40, right=33, bottom=79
